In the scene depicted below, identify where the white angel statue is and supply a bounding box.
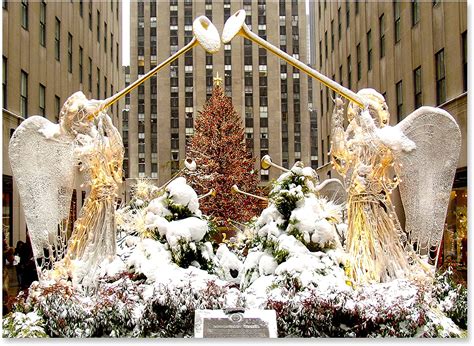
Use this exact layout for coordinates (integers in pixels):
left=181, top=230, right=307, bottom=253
left=331, top=89, right=461, bottom=285
left=9, top=91, right=124, bottom=288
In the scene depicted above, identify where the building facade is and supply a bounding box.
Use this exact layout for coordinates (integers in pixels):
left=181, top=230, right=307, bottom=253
left=125, top=0, right=311, bottom=191
left=312, top=0, right=467, bottom=268
left=2, top=0, right=123, bottom=246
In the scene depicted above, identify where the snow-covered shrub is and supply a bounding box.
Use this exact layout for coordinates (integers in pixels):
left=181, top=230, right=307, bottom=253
left=264, top=279, right=464, bottom=338
left=8, top=272, right=239, bottom=337
left=432, top=267, right=468, bottom=329
left=2, top=311, right=48, bottom=338
left=241, top=163, right=347, bottom=290
left=116, top=177, right=218, bottom=272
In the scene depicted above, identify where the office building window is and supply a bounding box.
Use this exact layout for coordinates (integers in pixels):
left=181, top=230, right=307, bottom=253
left=40, top=1, right=46, bottom=46
left=39, top=84, right=45, bottom=116
left=379, top=14, right=385, bottom=58
left=396, top=80, right=403, bottom=121
left=414, top=67, right=422, bottom=109
left=96, top=68, right=100, bottom=99
left=97, top=10, right=100, bottom=42
left=104, top=76, right=107, bottom=99
left=2, top=56, right=7, bottom=108
left=104, top=22, right=107, bottom=53
left=435, top=49, right=446, bottom=105
left=346, top=1, right=350, bottom=28
left=356, top=43, right=361, bottom=81
left=21, top=0, right=28, bottom=29
left=111, top=33, right=113, bottom=61
left=331, top=20, right=334, bottom=51
left=337, top=7, right=341, bottom=41
left=88, top=1, right=92, bottom=30
left=55, top=95, right=60, bottom=122
left=55, top=17, right=60, bottom=61
left=412, top=0, right=420, bottom=26
left=347, top=55, right=352, bottom=90
left=20, top=70, right=28, bottom=118
left=79, top=46, right=83, bottom=83
left=462, top=31, right=467, bottom=92
left=88, top=57, right=92, bottom=92
left=319, top=40, right=322, bottom=68
left=79, top=0, right=83, bottom=17
left=394, top=1, right=401, bottom=43
left=324, top=31, right=328, bottom=59
left=68, top=33, right=73, bottom=73
left=367, top=30, right=372, bottom=71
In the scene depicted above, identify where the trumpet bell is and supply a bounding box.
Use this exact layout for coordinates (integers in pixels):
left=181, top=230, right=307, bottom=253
left=222, top=9, right=246, bottom=43
left=260, top=155, right=272, bottom=170
left=193, top=16, right=221, bottom=53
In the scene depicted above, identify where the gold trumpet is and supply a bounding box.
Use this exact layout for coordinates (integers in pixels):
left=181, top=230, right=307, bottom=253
left=222, top=10, right=365, bottom=108
left=92, top=16, right=220, bottom=117
left=231, top=184, right=268, bottom=202
left=198, top=188, right=216, bottom=200
left=157, top=158, right=197, bottom=192
left=260, top=155, right=289, bottom=172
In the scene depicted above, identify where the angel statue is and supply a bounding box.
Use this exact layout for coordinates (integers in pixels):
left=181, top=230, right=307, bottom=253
left=331, top=89, right=461, bottom=285
left=9, top=91, right=124, bottom=288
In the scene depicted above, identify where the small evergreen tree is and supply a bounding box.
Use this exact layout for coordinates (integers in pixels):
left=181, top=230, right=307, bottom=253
left=185, top=79, right=261, bottom=227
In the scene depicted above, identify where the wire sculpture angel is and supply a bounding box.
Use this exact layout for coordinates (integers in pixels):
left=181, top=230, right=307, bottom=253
left=9, top=92, right=124, bottom=288
left=331, top=89, right=461, bottom=285
left=63, top=102, right=124, bottom=288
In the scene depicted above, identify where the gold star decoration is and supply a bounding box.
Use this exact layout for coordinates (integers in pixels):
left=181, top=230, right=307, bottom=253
left=213, top=72, right=223, bottom=87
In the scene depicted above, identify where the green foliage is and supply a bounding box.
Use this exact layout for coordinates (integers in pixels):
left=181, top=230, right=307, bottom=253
left=170, top=238, right=214, bottom=272
left=164, top=199, right=194, bottom=222
left=273, top=191, right=301, bottom=229
left=273, top=248, right=289, bottom=264
left=271, top=174, right=309, bottom=196
left=2, top=312, right=48, bottom=338
left=287, top=224, right=336, bottom=252
left=203, top=218, right=219, bottom=244
left=433, top=267, right=468, bottom=329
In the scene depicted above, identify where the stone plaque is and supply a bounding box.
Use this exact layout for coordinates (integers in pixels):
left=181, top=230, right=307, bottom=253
left=194, top=309, right=277, bottom=338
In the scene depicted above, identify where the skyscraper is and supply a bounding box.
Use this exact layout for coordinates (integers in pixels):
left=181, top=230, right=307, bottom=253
left=125, top=0, right=311, bottom=190
left=2, top=1, right=123, bottom=246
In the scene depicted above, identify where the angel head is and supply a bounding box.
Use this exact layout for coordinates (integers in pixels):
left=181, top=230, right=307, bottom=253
left=348, top=88, right=390, bottom=128
left=59, top=91, right=104, bottom=136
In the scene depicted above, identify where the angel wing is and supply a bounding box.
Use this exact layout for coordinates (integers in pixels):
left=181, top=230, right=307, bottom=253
left=8, top=116, right=76, bottom=271
left=395, top=106, right=461, bottom=261
left=315, top=178, right=347, bottom=205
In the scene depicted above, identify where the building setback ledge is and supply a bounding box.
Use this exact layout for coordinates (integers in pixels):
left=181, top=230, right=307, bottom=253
left=438, top=92, right=467, bottom=109
left=2, top=108, right=25, bottom=122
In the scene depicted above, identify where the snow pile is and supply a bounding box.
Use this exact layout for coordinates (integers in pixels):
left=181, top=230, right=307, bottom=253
left=376, top=125, right=416, bottom=152
left=214, top=244, right=243, bottom=285
left=165, top=177, right=200, bottom=216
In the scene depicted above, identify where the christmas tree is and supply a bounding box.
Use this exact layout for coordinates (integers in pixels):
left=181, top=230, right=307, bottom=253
left=186, top=75, right=262, bottom=228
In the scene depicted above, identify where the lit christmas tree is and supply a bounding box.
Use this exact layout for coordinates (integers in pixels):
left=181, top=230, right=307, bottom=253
left=185, top=74, right=262, bottom=229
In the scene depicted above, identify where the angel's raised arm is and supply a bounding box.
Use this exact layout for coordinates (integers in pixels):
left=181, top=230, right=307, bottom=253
left=330, top=97, right=350, bottom=176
